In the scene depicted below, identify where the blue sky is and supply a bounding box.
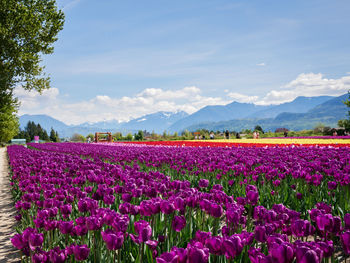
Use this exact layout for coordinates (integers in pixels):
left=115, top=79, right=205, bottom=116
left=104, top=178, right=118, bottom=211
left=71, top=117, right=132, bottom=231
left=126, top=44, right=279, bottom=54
left=16, top=0, right=350, bottom=124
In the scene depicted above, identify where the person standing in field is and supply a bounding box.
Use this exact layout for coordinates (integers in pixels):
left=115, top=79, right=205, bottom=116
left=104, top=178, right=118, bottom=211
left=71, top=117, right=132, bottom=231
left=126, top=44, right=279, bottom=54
left=210, top=132, right=214, bottom=139
left=253, top=131, right=257, bottom=139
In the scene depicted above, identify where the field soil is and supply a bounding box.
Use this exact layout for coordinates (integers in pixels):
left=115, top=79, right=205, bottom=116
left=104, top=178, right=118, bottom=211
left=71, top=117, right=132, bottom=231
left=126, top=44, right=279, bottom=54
left=0, top=147, right=20, bottom=262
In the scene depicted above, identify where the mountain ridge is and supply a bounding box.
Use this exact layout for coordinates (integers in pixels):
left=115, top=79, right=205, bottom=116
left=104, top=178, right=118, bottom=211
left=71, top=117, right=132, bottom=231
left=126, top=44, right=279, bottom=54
left=183, top=94, right=348, bottom=132
left=18, top=94, right=347, bottom=137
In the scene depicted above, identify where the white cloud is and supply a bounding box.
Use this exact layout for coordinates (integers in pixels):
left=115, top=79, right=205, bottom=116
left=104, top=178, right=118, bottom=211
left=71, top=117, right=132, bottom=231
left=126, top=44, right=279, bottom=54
left=256, top=62, right=266, bottom=66
left=227, top=92, right=259, bottom=103
left=14, top=87, right=60, bottom=109
left=15, top=73, right=350, bottom=124
left=256, top=73, right=350, bottom=105
left=137, top=86, right=201, bottom=100
left=16, top=86, right=230, bottom=125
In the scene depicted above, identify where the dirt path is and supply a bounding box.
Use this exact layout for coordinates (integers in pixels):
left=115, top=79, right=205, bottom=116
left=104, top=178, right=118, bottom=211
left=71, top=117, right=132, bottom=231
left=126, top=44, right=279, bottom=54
left=0, top=147, right=20, bottom=263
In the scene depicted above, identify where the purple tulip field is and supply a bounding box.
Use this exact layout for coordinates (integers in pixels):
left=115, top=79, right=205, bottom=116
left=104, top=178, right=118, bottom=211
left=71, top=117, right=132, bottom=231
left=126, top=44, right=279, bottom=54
left=7, top=142, right=350, bottom=262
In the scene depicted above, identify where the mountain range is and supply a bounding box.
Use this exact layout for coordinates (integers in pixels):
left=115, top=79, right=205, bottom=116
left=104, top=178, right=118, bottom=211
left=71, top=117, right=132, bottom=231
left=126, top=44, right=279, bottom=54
left=19, top=94, right=348, bottom=137
left=168, top=96, right=333, bottom=132
left=182, top=94, right=348, bottom=132
left=19, top=111, right=189, bottom=138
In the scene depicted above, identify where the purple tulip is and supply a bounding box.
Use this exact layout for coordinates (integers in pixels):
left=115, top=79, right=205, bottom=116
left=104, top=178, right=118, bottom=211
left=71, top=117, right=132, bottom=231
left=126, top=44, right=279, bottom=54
left=49, top=247, right=66, bottom=263
left=341, top=231, right=350, bottom=255
left=223, top=235, right=243, bottom=259
left=172, top=216, right=186, bottom=232
left=195, top=231, right=212, bottom=244
left=11, top=234, right=26, bottom=250
left=15, top=214, right=22, bottom=221
left=344, top=214, right=350, bottom=230
left=205, top=236, right=223, bottom=255
left=309, top=209, right=321, bottom=222
left=209, top=203, right=223, bottom=218
left=198, top=179, right=209, bottom=188
left=78, top=199, right=88, bottom=213
left=28, top=232, right=44, bottom=251
left=73, top=224, right=88, bottom=236
left=291, top=219, right=315, bottom=237
left=160, top=200, right=175, bottom=214
left=236, top=197, right=247, bottom=206
left=73, top=244, right=90, bottom=261
left=246, top=190, right=259, bottom=205
left=32, top=251, right=48, bottom=263
left=122, top=193, right=132, bottom=202
left=327, top=181, right=337, bottom=190
left=86, top=216, right=101, bottom=231
left=316, top=202, right=332, bottom=213
left=58, top=221, right=73, bottom=235
left=119, top=202, right=130, bottom=214
left=156, top=251, right=179, bottom=263
left=103, top=194, right=115, bottom=205
left=60, top=204, right=72, bottom=218
left=295, top=247, right=321, bottom=263
left=269, top=242, right=294, bottom=263
left=130, top=204, right=140, bottom=215
left=174, top=197, right=186, bottom=213
left=187, top=242, right=209, bottom=263
left=132, top=220, right=152, bottom=243
left=102, top=229, right=124, bottom=250
left=317, top=240, right=334, bottom=258
left=255, top=225, right=267, bottom=243
left=248, top=247, right=273, bottom=263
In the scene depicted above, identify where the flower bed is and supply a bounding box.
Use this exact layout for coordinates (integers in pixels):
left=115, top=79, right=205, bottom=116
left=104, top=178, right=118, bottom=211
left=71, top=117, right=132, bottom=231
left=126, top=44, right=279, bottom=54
left=8, top=143, right=350, bottom=262
left=119, top=138, right=350, bottom=147
left=263, top=136, right=350, bottom=139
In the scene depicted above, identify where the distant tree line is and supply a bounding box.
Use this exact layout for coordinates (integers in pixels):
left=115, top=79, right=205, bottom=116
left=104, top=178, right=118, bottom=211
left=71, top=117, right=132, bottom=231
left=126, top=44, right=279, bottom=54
left=14, top=121, right=60, bottom=142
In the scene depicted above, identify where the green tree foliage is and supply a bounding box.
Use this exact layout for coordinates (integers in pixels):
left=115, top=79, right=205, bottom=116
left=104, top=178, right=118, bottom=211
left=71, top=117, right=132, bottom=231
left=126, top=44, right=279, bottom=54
left=125, top=133, right=133, bottom=141
left=0, top=91, right=19, bottom=142
left=134, top=130, right=144, bottom=141
left=338, top=91, right=350, bottom=132
left=14, top=121, right=54, bottom=142
left=112, top=132, right=123, bottom=141
left=55, top=131, right=60, bottom=142
left=254, top=125, right=264, bottom=134
left=0, top=0, right=65, bottom=141
left=0, top=0, right=65, bottom=92
left=70, top=133, right=86, bottom=142
left=49, top=127, right=59, bottom=142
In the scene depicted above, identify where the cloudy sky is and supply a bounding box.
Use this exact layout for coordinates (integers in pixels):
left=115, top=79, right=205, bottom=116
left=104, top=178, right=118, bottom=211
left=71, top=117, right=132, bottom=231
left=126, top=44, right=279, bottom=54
left=16, top=0, right=350, bottom=124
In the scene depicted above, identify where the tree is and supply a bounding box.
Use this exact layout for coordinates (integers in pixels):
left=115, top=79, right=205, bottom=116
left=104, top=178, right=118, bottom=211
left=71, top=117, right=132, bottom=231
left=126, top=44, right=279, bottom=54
left=125, top=133, right=133, bottom=141
left=338, top=91, right=350, bottom=132
left=50, top=128, right=58, bottom=142
left=254, top=125, right=264, bottom=134
left=22, top=121, right=49, bottom=141
left=134, top=130, right=144, bottom=141
left=112, top=132, right=122, bottom=141
left=70, top=133, right=85, bottom=142
left=0, top=0, right=65, bottom=141
left=55, top=131, right=60, bottom=142
left=0, top=91, right=19, bottom=142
